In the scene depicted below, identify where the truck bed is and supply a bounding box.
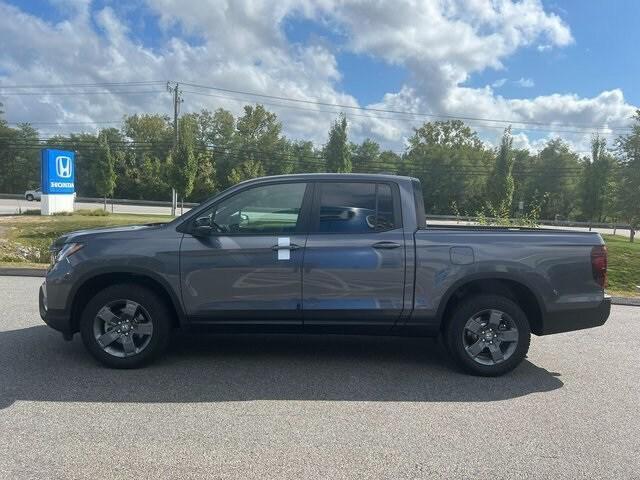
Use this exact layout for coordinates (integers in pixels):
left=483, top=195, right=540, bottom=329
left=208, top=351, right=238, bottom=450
left=409, top=226, right=607, bottom=334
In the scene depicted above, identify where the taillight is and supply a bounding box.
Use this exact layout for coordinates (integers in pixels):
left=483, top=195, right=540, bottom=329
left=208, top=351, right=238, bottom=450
left=591, top=245, right=608, bottom=288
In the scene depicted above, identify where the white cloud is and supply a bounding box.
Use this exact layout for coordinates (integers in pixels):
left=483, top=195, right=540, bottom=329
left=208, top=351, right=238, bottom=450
left=515, top=77, right=535, bottom=88
left=0, top=0, right=635, bottom=154
left=492, top=78, right=508, bottom=88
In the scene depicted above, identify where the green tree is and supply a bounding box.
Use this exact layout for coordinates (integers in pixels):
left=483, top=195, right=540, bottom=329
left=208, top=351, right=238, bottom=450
left=93, top=131, right=117, bottom=208
left=616, top=110, right=640, bottom=241
left=378, top=150, right=402, bottom=173
left=351, top=138, right=380, bottom=173
left=206, top=108, right=236, bottom=188
left=511, top=148, right=535, bottom=216
left=580, top=135, right=615, bottom=222
left=403, top=120, right=492, bottom=214
left=324, top=114, right=352, bottom=173
left=532, top=138, right=581, bottom=220
left=120, top=114, right=173, bottom=200
left=234, top=105, right=287, bottom=179
left=228, top=159, right=266, bottom=185
left=487, top=127, right=515, bottom=216
left=290, top=140, right=323, bottom=172
left=169, top=117, right=198, bottom=202
left=12, top=124, right=40, bottom=192
left=191, top=149, right=217, bottom=201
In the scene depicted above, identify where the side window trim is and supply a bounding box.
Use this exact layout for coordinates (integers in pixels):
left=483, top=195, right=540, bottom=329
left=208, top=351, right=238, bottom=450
left=308, top=180, right=402, bottom=235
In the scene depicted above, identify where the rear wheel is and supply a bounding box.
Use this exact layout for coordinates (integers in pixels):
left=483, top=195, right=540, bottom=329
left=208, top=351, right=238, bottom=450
left=79, top=284, right=171, bottom=368
left=445, top=295, right=530, bottom=376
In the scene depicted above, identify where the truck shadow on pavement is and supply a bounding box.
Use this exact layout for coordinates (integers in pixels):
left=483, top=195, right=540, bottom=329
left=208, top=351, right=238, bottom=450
left=0, top=326, right=563, bottom=409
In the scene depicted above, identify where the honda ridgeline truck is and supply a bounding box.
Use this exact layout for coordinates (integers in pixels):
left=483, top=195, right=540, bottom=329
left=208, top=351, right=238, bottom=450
left=40, top=174, right=611, bottom=376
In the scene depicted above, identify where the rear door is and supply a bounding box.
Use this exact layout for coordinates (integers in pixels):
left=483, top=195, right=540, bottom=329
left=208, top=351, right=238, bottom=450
left=180, top=181, right=312, bottom=325
left=302, top=181, right=406, bottom=328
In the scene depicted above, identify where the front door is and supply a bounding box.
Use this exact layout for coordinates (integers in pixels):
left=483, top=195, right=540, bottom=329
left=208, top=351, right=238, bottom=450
left=302, top=181, right=406, bottom=327
left=180, top=181, right=311, bottom=325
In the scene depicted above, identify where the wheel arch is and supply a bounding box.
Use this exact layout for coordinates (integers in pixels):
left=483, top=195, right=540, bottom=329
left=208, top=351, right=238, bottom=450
left=437, top=274, right=545, bottom=335
left=69, top=269, right=185, bottom=332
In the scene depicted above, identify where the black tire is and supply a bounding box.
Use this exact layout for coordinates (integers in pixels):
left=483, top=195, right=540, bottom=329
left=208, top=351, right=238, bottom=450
left=80, top=284, right=171, bottom=368
left=26, top=194, right=34, bottom=201
left=444, top=294, right=531, bottom=377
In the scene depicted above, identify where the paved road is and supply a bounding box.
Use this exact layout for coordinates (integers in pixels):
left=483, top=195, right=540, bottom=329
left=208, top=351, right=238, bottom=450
left=0, top=197, right=188, bottom=217
left=0, top=276, right=638, bottom=479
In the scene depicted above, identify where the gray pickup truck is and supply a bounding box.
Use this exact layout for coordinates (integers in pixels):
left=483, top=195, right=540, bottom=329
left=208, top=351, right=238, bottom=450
left=40, top=174, right=611, bottom=376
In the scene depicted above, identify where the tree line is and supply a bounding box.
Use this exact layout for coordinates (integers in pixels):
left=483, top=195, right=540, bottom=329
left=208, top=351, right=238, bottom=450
left=0, top=102, right=639, bottom=236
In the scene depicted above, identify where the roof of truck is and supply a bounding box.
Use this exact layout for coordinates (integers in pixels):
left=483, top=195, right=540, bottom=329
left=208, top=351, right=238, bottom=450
left=237, top=173, right=416, bottom=183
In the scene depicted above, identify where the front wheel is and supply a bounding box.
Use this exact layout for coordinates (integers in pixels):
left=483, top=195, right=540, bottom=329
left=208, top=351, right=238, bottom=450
left=80, top=284, right=171, bottom=368
left=26, top=194, right=34, bottom=201
left=445, top=295, right=531, bottom=376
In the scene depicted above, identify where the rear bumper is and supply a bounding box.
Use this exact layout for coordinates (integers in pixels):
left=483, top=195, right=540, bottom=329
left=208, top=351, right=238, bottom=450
left=539, top=296, right=611, bottom=335
left=39, top=282, right=72, bottom=335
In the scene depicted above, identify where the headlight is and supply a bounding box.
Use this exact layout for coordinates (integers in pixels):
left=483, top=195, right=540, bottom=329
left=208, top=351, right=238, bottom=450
left=51, top=243, right=84, bottom=266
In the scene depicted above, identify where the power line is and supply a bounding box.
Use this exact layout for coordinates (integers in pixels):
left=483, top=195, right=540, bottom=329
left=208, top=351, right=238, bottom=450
left=179, top=80, right=634, bottom=131
left=6, top=120, right=122, bottom=125
left=181, top=89, right=624, bottom=136
left=0, top=81, right=166, bottom=89
left=1, top=79, right=633, bottom=132
left=0, top=90, right=166, bottom=96
left=0, top=131, right=603, bottom=160
left=0, top=129, right=604, bottom=157
left=1, top=142, right=595, bottom=177
left=0, top=138, right=614, bottom=176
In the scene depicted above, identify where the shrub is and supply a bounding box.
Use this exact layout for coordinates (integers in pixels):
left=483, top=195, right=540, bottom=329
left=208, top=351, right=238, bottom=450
left=21, top=209, right=41, bottom=216
left=75, top=208, right=110, bottom=217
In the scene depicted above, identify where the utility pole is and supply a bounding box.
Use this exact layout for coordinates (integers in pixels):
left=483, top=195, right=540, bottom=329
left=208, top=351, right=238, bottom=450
left=167, top=82, right=183, bottom=216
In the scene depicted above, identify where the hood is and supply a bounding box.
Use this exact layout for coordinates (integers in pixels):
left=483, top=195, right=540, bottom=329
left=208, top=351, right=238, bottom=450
left=53, top=223, right=166, bottom=247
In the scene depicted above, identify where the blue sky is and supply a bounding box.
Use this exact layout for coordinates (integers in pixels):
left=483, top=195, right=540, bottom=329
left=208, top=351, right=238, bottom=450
left=469, top=1, right=640, bottom=105
left=283, top=1, right=640, bottom=108
left=1, top=0, right=638, bottom=151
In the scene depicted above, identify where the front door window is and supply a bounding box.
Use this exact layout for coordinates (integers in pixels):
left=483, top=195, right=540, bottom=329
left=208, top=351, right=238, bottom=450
left=196, top=182, right=307, bottom=235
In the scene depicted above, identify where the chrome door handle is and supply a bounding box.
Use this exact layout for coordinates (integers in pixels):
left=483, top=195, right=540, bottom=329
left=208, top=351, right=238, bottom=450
left=372, top=241, right=401, bottom=249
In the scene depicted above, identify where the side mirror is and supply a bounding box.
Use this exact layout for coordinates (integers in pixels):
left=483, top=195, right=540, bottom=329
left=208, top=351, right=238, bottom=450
left=191, top=216, right=213, bottom=236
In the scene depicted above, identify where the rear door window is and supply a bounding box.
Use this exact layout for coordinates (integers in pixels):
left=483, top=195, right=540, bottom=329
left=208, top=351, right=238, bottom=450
left=315, top=182, right=399, bottom=233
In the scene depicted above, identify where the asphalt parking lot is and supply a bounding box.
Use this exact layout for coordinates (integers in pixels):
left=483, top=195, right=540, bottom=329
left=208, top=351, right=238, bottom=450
left=0, top=276, right=638, bottom=479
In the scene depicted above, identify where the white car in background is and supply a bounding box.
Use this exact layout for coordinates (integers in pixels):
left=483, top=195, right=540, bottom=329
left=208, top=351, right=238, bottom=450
left=24, top=189, right=76, bottom=202
left=25, top=189, right=42, bottom=201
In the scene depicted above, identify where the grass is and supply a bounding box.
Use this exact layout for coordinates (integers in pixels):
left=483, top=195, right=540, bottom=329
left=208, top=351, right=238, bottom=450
left=0, top=215, right=637, bottom=297
left=0, top=211, right=171, bottom=264
left=603, top=234, right=640, bottom=297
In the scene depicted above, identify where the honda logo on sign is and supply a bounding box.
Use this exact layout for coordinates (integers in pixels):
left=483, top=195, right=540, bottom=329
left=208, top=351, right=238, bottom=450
left=56, top=156, right=72, bottom=178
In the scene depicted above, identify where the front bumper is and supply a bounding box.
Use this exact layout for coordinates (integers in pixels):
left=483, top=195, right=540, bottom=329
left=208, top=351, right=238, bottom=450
left=540, top=295, right=611, bottom=335
left=39, top=281, right=73, bottom=335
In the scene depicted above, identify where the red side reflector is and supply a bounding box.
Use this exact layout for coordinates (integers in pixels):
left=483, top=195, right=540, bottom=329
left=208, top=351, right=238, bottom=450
left=591, top=245, right=608, bottom=288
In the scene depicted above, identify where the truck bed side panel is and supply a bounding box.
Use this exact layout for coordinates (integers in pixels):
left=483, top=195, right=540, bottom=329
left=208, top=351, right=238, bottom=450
left=410, top=229, right=606, bottom=332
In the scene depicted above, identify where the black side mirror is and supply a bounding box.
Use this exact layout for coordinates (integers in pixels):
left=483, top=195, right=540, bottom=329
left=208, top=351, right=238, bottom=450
left=191, top=216, right=213, bottom=236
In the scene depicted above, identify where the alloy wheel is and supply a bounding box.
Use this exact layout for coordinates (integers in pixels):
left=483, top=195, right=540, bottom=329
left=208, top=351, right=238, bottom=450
left=92, top=300, right=154, bottom=358
left=462, top=309, right=519, bottom=366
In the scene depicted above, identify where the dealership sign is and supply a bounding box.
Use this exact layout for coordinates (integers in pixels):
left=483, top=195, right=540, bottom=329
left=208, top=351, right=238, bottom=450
left=41, top=149, right=75, bottom=194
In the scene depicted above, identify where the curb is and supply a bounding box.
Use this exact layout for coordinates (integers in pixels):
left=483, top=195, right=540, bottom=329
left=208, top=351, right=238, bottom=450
left=1, top=268, right=639, bottom=306
left=0, top=268, right=46, bottom=277
left=610, top=296, right=640, bottom=307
